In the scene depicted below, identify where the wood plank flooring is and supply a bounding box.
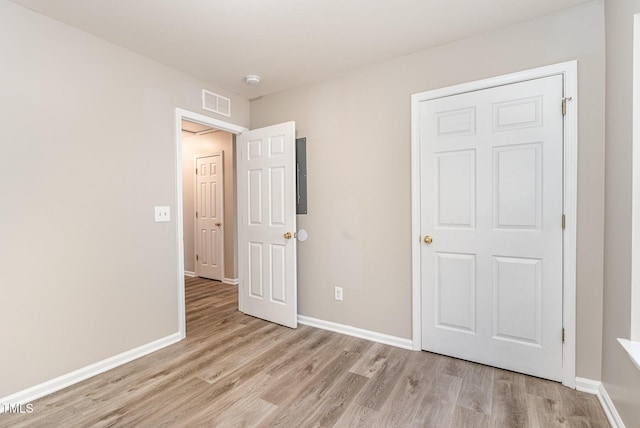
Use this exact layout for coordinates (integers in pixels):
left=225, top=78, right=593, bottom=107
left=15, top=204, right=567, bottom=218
left=2, top=277, right=610, bottom=427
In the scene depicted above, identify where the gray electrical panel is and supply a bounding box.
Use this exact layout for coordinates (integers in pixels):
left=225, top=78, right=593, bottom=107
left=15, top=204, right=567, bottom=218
left=296, top=137, right=307, bottom=214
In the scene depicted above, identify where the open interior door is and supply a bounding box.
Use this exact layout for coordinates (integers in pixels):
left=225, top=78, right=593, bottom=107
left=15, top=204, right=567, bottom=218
left=237, top=122, right=297, bottom=328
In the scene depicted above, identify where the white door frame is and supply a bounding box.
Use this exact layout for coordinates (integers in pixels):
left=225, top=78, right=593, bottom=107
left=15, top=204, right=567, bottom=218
left=194, top=151, right=225, bottom=281
left=410, top=61, right=578, bottom=387
left=175, top=108, right=248, bottom=338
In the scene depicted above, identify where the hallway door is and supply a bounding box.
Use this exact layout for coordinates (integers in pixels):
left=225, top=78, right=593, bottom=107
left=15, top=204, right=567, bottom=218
left=195, top=153, right=224, bottom=281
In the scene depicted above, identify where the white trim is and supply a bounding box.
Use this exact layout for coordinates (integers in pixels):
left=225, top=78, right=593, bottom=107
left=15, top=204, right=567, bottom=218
left=575, top=377, right=625, bottom=428
left=562, top=61, right=579, bottom=389
left=0, top=333, right=181, bottom=408
left=575, top=376, right=601, bottom=394
left=176, top=109, right=246, bottom=135
left=194, top=151, right=225, bottom=282
left=410, top=61, right=578, bottom=387
left=631, top=13, right=640, bottom=341
left=576, top=378, right=625, bottom=428
left=618, top=338, right=640, bottom=371
left=223, top=277, right=239, bottom=285
left=174, top=108, right=247, bottom=339
left=184, top=270, right=196, bottom=277
left=410, top=86, right=422, bottom=350
left=597, top=381, right=626, bottom=428
left=298, top=315, right=413, bottom=350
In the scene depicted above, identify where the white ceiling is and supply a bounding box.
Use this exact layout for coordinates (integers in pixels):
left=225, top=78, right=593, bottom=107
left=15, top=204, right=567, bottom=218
left=11, top=0, right=592, bottom=98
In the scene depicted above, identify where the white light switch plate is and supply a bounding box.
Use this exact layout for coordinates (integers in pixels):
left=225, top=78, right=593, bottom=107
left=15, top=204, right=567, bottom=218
left=155, top=206, right=171, bottom=222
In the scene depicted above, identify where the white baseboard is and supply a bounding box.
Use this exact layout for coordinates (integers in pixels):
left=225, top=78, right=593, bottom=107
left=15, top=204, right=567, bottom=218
left=184, top=271, right=196, bottom=277
left=0, top=333, right=182, bottom=408
left=575, top=377, right=625, bottom=428
left=222, top=277, right=239, bottom=285
left=596, top=381, right=626, bottom=428
left=297, top=315, right=413, bottom=350
left=575, top=377, right=600, bottom=394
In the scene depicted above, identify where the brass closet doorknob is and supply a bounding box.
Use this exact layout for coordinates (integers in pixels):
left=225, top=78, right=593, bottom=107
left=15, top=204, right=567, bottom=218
left=283, top=232, right=293, bottom=239
left=424, top=235, right=433, bottom=244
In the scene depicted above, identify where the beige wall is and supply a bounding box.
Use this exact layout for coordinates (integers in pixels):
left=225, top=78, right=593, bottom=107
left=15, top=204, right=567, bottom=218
left=182, top=130, right=236, bottom=279
left=603, top=0, right=640, bottom=425
left=251, top=1, right=606, bottom=379
left=2, top=0, right=620, bottom=405
left=0, top=0, right=249, bottom=397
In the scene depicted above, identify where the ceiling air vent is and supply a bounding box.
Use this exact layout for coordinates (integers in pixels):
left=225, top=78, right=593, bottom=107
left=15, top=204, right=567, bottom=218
left=202, top=89, right=231, bottom=117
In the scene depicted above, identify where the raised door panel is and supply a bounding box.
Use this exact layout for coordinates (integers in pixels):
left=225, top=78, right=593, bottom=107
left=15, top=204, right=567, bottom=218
left=248, top=170, right=263, bottom=225
left=249, top=242, right=264, bottom=298
left=493, top=256, right=542, bottom=346
left=436, top=107, right=476, bottom=137
left=493, top=143, right=542, bottom=230
left=436, top=150, right=476, bottom=229
left=270, top=244, right=286, bottom=304
left=435, top=252, right=476, bottom=333
left=269, top=135, right=286, bottom=157
left=269, top=167, right=286, bottom=226
left=492, top=96, right=542, bottom=132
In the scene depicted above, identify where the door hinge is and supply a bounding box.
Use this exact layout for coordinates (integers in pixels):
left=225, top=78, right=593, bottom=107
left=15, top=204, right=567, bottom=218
left=562, top=327, right=565, bottom=343
left=562, top=96, right=572, bottom=116
left=196, top=254, right=199, bottom=261
left=196, top=211, right=198, bottom=218
left=562, top=214, right=566, bottom=229
left=195, top=168, right=198, bottom=175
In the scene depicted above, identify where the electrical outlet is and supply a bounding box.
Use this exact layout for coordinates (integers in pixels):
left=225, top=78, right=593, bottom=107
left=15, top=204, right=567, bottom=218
left=334, top=286, right=343, bottom=301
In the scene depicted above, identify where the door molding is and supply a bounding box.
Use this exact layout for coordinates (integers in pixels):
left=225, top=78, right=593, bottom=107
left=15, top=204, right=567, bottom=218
left=174, top=108, right=247, bottom=339
left=194, top=151, right=225, bottom=281
left=410, top=61, right=578, bottom=387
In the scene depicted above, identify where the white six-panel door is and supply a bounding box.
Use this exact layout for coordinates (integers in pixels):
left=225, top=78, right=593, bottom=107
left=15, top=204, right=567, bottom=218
left=237, top=122, right=297, bottom=328
left=420, top=75, right=564, bottom=381
left=195, top=153, right=224, bottom=281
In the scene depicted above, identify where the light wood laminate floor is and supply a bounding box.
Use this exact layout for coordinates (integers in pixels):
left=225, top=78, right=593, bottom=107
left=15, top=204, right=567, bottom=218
left=2, top=277, right=609, bottom=427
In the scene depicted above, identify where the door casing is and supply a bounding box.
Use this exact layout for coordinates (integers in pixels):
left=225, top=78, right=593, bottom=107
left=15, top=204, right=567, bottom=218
left=410, top=61, right=578, bottom=387
left=175, top=108, right=247, bottom=339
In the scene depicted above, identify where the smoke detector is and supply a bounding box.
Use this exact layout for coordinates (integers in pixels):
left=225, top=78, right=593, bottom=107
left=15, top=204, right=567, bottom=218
left=244, top=75, right=261, bottom=86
